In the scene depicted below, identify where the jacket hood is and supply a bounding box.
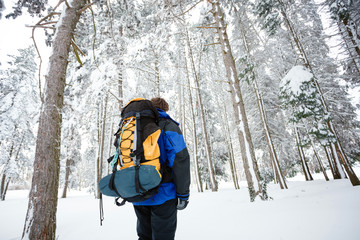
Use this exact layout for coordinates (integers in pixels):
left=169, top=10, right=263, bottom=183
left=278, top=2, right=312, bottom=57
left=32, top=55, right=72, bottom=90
left=157, top=109, right=179, bottom=125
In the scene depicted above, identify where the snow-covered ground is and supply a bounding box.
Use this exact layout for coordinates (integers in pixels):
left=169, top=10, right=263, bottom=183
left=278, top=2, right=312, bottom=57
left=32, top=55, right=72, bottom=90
left=1, top=169, right=360, bottom=240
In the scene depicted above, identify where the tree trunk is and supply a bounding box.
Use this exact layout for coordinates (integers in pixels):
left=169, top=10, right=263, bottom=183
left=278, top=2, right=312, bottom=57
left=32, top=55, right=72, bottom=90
left=330, top=142, right=347, bottom=179
left=183, top=44, right=203, bottom=193
left=212, top=37, right=240, bottom=190
left=61, top=126, right=75, bottom=198
left=0, top=173, right=7, bottom=201
left=185, top=29, right=217, bottom=192
left=294, top=126, right=313, bottom=181
left=308, top=135, right=329, bottom=181
left=340, top=10, right=360, bottom=71
left=154, top=55, right=160, bottom=97
left=237, top=13, right=287, bottom=189
left=211, top=1, right=267, bottom=201
left=95, top=102, right=102, bottom=198
left=3, top=177, right=10, bottom=200
left=22, top=1, right=86, bottom=239
left=61, top=158, right=72, bottom=198
left=323, top=146, right=338, bottom=179
left=95, top=94, right=108, bottom=199
left=117, top=30, right=124, bottom=112
left=223, top=102, right=240, bottom=190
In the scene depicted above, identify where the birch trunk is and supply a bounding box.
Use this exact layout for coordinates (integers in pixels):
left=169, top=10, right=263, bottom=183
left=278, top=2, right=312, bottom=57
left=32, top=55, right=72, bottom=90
left=185, top=29, right=217, bottom=191
left=211, top=1, right=266, bottom=200
left=22, top=1, right=86, bottom=239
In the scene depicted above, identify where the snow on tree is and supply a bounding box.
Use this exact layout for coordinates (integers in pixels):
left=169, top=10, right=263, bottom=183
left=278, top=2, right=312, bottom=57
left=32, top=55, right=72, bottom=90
left=0, top=46, right=39, bottom=200
left=326, top=0, right=360, bottom=81
left=5, top=0, right=48, bottom=19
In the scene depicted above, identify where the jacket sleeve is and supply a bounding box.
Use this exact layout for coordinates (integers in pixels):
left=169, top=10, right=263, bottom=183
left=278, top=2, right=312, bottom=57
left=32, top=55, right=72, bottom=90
left=164, top=121, right=190, bottom=200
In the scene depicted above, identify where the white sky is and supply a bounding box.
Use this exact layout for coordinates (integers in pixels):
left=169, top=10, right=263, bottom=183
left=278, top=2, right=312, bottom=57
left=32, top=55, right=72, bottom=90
left=0, top=0, right=54, bottom=69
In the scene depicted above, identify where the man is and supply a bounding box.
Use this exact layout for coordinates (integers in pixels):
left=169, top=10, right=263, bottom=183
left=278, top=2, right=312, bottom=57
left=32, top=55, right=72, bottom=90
left=132, top=97, right=191, bottom=240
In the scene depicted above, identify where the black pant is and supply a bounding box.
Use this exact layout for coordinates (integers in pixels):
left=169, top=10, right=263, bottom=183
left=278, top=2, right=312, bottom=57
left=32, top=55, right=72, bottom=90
left=133, top=198, right=177, bottom=240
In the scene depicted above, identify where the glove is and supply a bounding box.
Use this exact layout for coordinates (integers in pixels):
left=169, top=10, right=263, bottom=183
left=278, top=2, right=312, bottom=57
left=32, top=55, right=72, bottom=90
left=177, top=199, right=189, bottom=210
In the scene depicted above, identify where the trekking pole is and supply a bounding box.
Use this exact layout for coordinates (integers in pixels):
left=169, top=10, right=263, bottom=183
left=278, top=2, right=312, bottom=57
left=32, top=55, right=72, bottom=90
left=99, top=193, right=104, bottom=226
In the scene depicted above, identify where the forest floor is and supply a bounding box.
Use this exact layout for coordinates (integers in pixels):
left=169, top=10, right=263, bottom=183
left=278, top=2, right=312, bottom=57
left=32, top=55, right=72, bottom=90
left=1, top=167, right=360, bottom=240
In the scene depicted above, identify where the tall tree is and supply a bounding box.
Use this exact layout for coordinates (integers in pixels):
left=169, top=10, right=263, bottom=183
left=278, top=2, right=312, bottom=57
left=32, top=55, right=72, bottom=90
left=0, top=46, right=38, bottom=200
left=22, top=0, right=87, bottom=239
left=256, top=0, right=360, bottom=186
left=232, top=4, right=287, bottom=189
left=185, top=28, right=217, bottom=191
left=210, top=0, right=268, bottom=201
left=327, top=0, right=360, bottom=79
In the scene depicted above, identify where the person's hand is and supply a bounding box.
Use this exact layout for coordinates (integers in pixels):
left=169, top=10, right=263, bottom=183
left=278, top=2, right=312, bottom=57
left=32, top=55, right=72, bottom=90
left=177, top=199, right=189, bottom=210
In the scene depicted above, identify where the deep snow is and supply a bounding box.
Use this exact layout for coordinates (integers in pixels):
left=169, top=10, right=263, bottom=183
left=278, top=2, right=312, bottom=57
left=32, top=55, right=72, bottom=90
left=1, top=170, right=360, bottom=240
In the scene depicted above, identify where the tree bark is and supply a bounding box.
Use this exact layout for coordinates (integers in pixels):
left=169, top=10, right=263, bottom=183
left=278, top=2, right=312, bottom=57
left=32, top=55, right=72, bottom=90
left=0, top=173, right=7, bottom=201
left=22, top=1, right=86, bottom=239
left=212, top=37, right=240, bottom=190
left=185, top=29, right=217, bottom=191
left=154, top=54, right=160, bottom=97
left=61, top=158, right=72, bottom=198
left=308, top=136, right=329, bottom=181
left=294, top=126, right=313, bottom=181
left=183, top=45, right=203, bottom=193
left=236, top=11, right=287, bottom=189
left=223, top=102, right=240, bottom=189
left=95, top=94, right=108, bottom=199
left=211, top=1, right=267, bottom=201
left=323, top=146, right=338, bottom=179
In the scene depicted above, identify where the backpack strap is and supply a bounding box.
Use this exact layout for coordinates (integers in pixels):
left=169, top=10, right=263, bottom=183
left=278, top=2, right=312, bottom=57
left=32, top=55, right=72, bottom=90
left=131, top=113, right=147, bottom=194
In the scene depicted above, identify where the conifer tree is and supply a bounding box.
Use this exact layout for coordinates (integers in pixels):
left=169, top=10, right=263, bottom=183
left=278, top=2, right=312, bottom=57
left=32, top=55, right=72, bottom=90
left=0, top=46, right=38, bottom=201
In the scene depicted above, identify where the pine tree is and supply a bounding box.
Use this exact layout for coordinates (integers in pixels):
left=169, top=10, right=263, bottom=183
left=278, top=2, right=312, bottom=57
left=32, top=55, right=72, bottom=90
left=0, top=46, right=39, bottom=201
left=326, top=0, right=360, bottom=81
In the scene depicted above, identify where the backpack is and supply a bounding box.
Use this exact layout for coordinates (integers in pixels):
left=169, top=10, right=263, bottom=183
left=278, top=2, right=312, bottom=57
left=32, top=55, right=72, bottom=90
left=98, top=98, right=163, bottom=213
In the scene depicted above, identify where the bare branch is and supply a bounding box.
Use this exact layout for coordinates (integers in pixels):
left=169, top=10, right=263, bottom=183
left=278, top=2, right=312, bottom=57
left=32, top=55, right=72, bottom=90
left=27, top=25, right=56, bottom=30
left=176, top=0, right=203, bottom=17
left=71, top=39, right=85, bottom=56
left=78, top=2, right=95, bottom=14
left=64, top=0, right=71, bottom=8
left=107, top=90, right=122, bottom=103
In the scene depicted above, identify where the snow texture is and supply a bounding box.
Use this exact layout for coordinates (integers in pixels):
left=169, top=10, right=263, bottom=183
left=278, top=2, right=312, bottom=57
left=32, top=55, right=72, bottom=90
left=1, top=168, right=360, bottom=240
left=280, top=66, right=314, bottom=96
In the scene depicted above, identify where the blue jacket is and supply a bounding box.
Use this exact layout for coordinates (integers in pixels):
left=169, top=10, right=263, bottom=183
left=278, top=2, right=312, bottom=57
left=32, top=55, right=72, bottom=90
left=133, top=109, right=190, bottom=206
